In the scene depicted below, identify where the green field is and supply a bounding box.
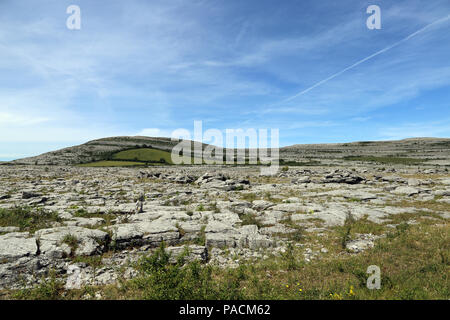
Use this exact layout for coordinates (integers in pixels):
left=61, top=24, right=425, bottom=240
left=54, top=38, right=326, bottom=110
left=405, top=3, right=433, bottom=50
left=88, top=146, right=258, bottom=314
left=79, top=147, right=195, bottom=167
left=80, top=147, right=273, bottom=167
left=79, top=161, right=148, bottom=167
left=112, top=148, right=175, bottom=164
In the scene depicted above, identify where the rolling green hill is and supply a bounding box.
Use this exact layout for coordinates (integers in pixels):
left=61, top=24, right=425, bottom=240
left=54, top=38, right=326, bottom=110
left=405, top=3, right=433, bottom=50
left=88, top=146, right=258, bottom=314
left=112, top=148, right=175, bottom=164
left=79, top=147, right=196, bottom=167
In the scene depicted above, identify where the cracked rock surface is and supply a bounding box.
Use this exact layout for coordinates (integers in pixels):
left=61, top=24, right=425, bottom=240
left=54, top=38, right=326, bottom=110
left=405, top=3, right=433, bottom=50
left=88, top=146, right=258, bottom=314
left=0, top=163, right=448, bottom=290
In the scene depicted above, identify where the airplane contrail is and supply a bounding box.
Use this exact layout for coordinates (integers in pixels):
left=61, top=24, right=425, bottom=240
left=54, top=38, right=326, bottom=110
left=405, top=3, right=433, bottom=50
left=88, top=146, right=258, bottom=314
left=279, top=14, right=450, bottom=104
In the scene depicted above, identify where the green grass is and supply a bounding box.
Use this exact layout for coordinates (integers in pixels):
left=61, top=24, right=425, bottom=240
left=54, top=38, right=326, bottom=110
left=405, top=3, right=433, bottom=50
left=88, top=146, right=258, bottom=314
left=3, top=204, right=449, bottom=300
left=112, top=148, right=175, bottom=164
left=61, top=234, right=79, bottom=256
left=196, top=204, right=206, bottom=211
left=130, top=244, right=219, bottom=299
left=240, top=193, right=258, bottom=202
left=0, top=206, right=61, bottom=233
left=88, top=243, right=251, bottom=300
left=112, top=147, right=262, bottom=166
left=239, top=212, right=263, bottom=229
left=279, top=217, right=305, bottom=242
left=4, top=220, right=449, bottom=300
left=70, top=208, right=116, bottom=227
left=11, top=271, right=65, bottom=300
left=71, top=255, right=103, bottom=268
left=92, top=221, right=450, bottom=299
left=80, top=147, right=277, bottom=167
left=194, top=226, right=207, bottom=246
left=80, top=147, right=195, bottom=166
left=79, top=160, right=148, bottom=167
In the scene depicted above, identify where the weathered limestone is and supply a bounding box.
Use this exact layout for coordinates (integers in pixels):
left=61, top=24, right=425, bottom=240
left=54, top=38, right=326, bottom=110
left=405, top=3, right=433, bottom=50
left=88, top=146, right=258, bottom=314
left=0, top=156, right=448, bottom=289
left=35, top=226, right=109, bottom=258
left=392, top=186, right=420, bottom=196
left=110, top=219, right=179, bottom=249
left=0, top=232, right=38, bottom=261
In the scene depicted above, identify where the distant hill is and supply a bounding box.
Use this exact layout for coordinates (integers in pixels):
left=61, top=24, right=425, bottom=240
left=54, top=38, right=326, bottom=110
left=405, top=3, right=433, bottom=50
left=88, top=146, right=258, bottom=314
left=10, top=136, right=210, bottom=166
left=7, top=136, right=450, bottom=166
left=280, top=137, right=450, bottom=164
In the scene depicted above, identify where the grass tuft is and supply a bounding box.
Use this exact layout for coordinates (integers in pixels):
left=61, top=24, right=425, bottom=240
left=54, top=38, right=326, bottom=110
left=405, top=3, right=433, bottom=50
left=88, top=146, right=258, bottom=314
left=0, top=206, right=61, bottom=233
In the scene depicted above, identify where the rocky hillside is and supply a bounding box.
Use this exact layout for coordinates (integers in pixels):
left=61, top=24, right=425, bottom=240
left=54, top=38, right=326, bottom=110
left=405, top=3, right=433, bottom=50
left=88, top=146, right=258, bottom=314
left=280, top=137, right=450, bottom=165
left=10, top=136, right=211, bottom=166
left=8, top=136, right=450, bottom=166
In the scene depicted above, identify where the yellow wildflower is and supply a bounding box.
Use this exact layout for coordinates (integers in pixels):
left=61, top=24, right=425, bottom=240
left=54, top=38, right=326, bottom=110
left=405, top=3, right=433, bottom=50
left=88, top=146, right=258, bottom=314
left=349, top=285, right=355, bottom=296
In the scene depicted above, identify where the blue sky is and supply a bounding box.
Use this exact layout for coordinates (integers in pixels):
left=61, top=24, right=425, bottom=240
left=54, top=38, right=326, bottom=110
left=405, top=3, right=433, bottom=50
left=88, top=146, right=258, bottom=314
left=0, top=0, right=449, bottom=160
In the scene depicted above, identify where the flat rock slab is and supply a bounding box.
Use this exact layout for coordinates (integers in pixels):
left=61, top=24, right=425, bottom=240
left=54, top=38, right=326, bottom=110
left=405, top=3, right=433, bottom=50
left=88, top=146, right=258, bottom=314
left=110, top=219, right=179, bottom=248
left=166, top=245, right=208, bottom=263
left=64, top=217, right=105, bottom=227
left=35, top=226, right=109, bottom=258
left=0, top=226, right=20, bottom=233
left=252, top=200, right=275, bottom=211
left=392, top=186, right=420, bottom=196
left=342, top=192, right=377, bottom=201
left=205, top=224, right=273, bottom=249
left=0, top=232, right=37, bottom=261
left=345, top=234, right=384, bottom=253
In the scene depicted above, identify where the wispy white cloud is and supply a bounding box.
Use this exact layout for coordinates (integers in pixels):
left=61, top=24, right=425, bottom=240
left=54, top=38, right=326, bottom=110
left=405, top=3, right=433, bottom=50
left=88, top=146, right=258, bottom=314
left=0, top=0, right=449, bottom=158
left=277, top=14, right=450, bottom=104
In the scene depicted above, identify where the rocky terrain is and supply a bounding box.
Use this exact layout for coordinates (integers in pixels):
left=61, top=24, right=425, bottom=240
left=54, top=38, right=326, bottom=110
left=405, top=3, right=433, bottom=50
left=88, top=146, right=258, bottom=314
left=11, top=136, right=450, bottom=166
left=10, top=136, right=209, bottom=166
left=0, top=137, right=449, bottom=298
left=281, top=137, right=450, bottom=165
left=0, top=162, right=449, bottom=293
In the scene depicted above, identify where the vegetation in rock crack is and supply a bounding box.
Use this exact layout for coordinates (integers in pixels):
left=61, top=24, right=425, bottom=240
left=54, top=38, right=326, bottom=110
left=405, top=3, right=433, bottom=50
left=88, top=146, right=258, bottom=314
left=0, top=207, right=61, bottom=233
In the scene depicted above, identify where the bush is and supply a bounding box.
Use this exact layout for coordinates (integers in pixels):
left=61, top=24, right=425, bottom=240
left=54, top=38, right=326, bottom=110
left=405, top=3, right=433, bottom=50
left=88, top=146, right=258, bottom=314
left=128, top=242, right=252, bottom=300
left=132, top=243, right=216, bottom=299
left=13, top=271, right=64, bottom=300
